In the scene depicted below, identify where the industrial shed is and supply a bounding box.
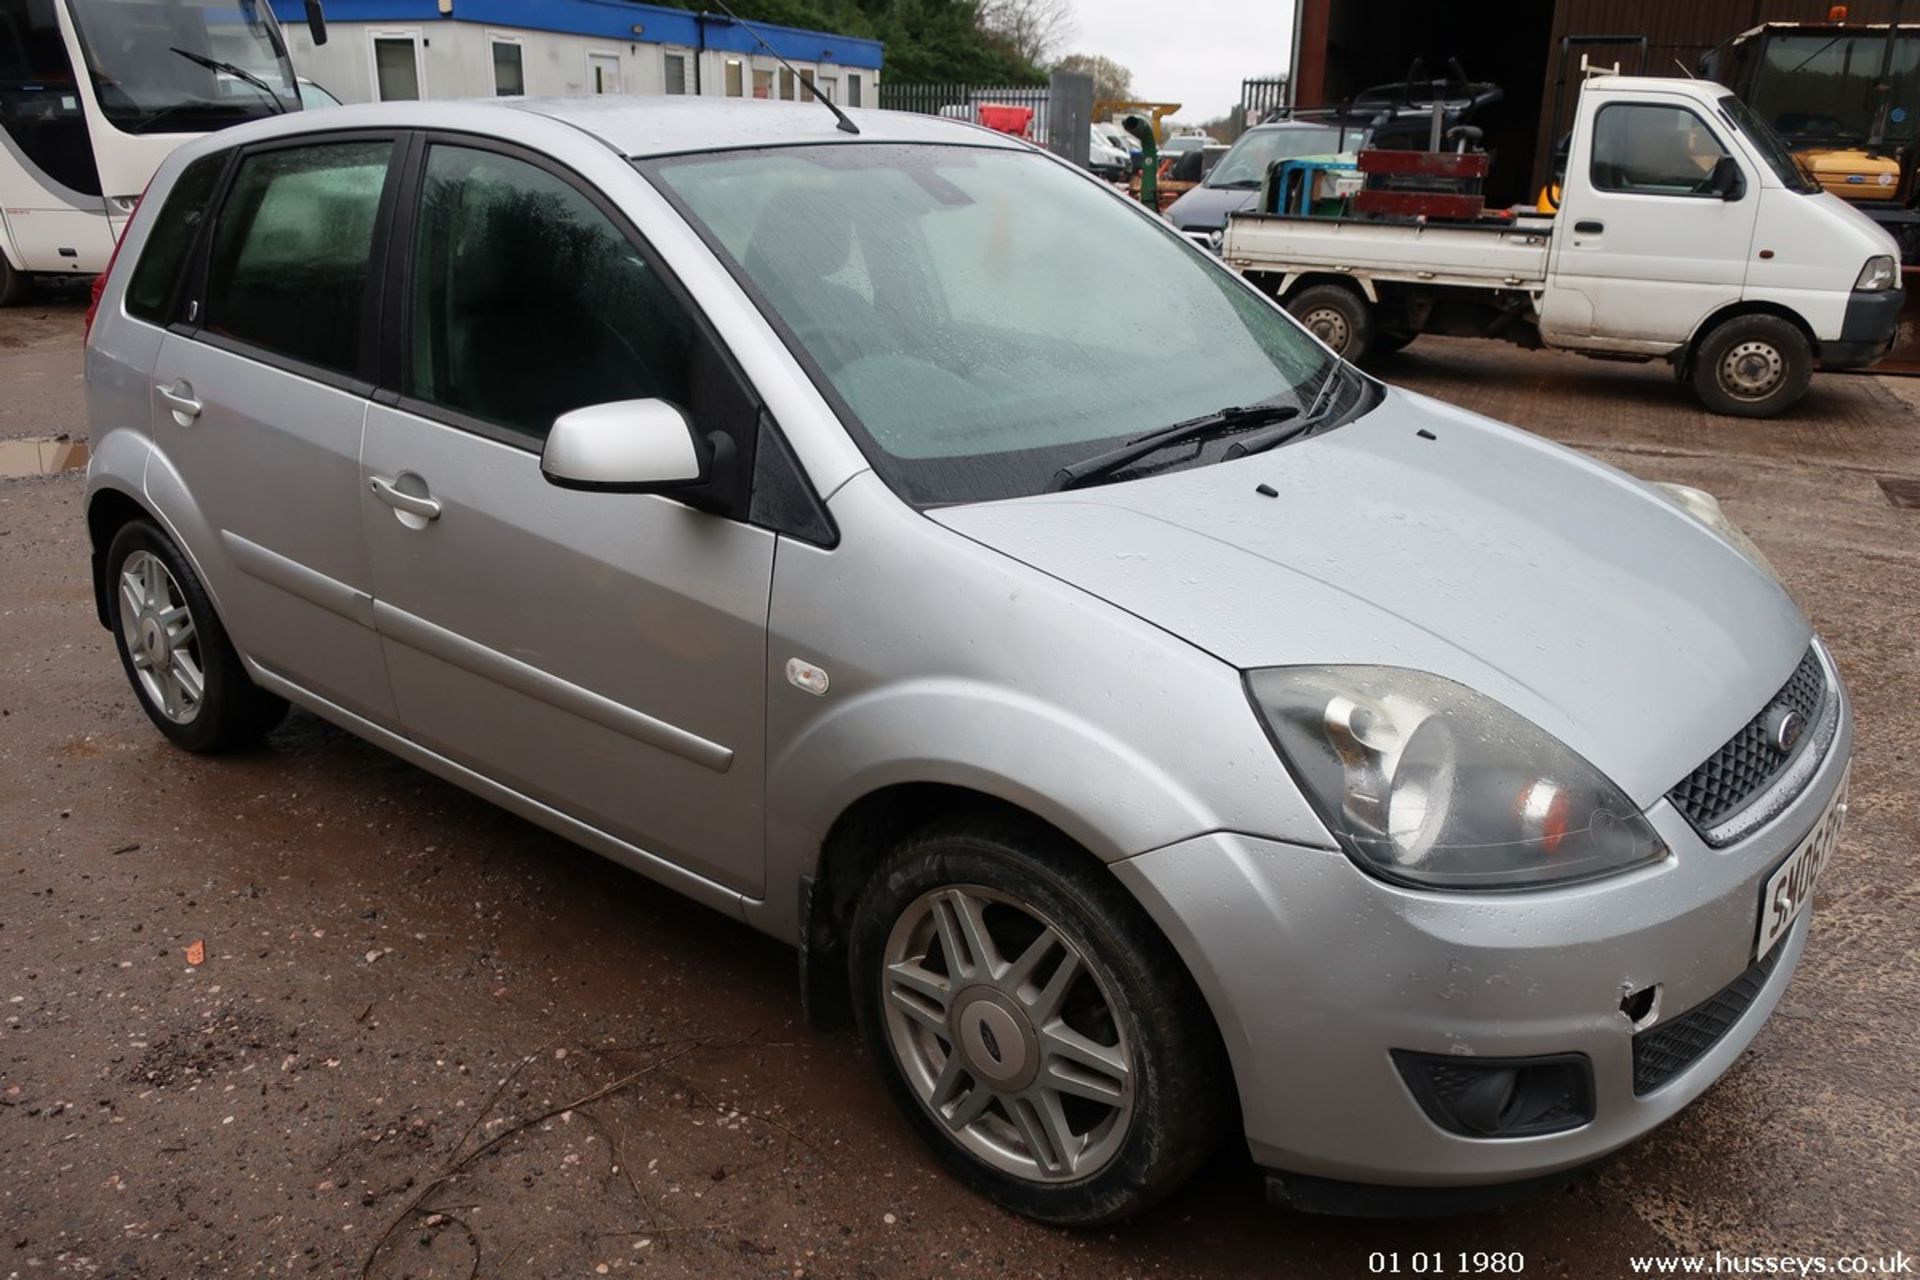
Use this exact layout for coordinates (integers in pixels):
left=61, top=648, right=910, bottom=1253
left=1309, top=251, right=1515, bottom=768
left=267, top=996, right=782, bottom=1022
left=1288, top=0, right=1911, bottom=204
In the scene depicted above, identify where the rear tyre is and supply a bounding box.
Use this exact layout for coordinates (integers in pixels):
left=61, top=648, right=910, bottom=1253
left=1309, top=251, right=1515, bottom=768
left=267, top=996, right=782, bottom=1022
left=1690, top=314, right=1812, bottom=418
left=1286, top=282, right=1373, bottom=363
left=0, top=256, right=30, bottom=307
left=849, top=816, right=1224, bottom=1226
left=105, top=519, right=288, bottom=752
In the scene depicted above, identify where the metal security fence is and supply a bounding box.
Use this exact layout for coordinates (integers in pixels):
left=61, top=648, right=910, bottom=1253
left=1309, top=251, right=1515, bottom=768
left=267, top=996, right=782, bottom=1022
left=879, top=82, right=1055, bottom=142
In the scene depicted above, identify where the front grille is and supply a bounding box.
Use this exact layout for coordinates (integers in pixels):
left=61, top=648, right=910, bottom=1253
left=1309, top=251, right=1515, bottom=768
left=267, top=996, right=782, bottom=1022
left=1632, top=944, right=1784, bottom=1095
left=1668, top=648, right=1826, bottom=838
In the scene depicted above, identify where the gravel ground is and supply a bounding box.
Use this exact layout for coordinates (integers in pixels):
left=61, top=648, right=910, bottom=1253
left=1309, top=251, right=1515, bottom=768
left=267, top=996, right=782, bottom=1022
left=3, top=302, right=1916, bottom=1278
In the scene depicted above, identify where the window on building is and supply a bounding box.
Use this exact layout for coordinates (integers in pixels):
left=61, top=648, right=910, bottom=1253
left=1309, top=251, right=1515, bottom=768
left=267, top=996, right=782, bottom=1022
left=405, top=144, right=694, bottom=440
left=126, top=153, right=227, bottom=325
left=799, top=67, right=815, bottom=100
left=725, top=59, right=744, bottom=97
left=753, top=67, right=773, bottom=99
left=372, top=35, right=421, bottom=101
left=1591, top=103, right=1735, bottom=197
left=664, top=52, right=687, bottom=95
left=491, top=41, right=524, bottom=96
left=847, top=73, right=861, bottom=108
left=779, top=67, right=795, bottom=100
left=205, top=140, right=392, bottom=375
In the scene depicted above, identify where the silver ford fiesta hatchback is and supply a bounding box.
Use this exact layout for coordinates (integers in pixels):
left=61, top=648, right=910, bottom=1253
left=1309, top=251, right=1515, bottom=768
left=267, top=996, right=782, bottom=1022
left=83, top=97, right=1851, bottom=1225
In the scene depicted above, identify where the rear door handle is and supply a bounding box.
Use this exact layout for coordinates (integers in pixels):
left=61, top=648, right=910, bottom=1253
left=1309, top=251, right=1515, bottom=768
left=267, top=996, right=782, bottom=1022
left=1574, top=219, right=1604, bottom=234
left=156, top=380, right=202, bottom=422
left=369, top=475, right=443, bottom=521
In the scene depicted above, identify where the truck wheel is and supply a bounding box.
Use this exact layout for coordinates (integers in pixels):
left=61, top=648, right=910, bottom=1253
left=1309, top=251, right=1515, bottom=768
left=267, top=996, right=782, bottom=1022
left=1691, top=315, right=1812, bottom=418
left=1286, top=283, right=1373, bottom=362
left=0, top=256, right=30, bottom=307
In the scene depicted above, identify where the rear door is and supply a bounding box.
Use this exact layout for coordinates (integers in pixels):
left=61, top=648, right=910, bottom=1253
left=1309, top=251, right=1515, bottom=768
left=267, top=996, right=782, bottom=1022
left=358, top=137, right=776, bottom=894
left=1546, top=94, right=1759, bottom=345
left=146, top=132, right=402, bottom=724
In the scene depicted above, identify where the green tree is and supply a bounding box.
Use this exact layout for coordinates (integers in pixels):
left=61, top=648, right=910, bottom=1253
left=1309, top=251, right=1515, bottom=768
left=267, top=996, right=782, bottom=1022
left=1053, top=52, right=1131, bottom=103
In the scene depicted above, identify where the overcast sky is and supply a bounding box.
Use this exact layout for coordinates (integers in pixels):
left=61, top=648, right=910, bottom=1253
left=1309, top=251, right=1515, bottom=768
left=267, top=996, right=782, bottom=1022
left=1068, top=0, right=1295, bottom=123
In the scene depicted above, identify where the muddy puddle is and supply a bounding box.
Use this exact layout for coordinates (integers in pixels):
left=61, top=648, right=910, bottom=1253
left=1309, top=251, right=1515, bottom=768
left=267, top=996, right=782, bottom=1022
left=0, top=434, right=88, bottom=477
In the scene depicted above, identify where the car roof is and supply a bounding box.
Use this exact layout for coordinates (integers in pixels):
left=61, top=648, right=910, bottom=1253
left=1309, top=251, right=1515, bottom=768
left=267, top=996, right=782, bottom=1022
left=515, top=96, right=1026, bottom=157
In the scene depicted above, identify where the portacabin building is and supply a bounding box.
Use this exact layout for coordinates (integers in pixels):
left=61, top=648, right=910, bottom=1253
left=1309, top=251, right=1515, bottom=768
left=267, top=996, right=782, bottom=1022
left=270, top=0, right=882, bottom=107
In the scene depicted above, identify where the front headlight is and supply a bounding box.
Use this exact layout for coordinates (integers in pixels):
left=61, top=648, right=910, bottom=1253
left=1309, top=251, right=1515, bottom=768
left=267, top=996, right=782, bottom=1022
left=1207, top=227, right=1225, bottom=252
left=1246, top=667, right=1667, bottom=891
left=1650, top=482, right=1780, bottom=582
left=1855, top=254, right=1897, bottom=292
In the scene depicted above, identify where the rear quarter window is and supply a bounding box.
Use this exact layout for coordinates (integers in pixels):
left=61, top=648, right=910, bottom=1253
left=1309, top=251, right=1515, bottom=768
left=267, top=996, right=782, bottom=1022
left=125, top=152, right=227, bottom=325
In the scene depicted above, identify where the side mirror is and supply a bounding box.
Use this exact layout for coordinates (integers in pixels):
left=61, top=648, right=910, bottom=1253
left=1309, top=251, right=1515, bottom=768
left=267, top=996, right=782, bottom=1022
left=540, top=399, right=709, bottom=493
left=304, top=0, right=328, bottom=45
left=1708, top=155, right=1744, bottom=200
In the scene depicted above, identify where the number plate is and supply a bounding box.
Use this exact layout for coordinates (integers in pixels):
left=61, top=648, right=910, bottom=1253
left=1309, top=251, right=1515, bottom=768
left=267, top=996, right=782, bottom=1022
left=1754, top=765, right=1849, bottom=962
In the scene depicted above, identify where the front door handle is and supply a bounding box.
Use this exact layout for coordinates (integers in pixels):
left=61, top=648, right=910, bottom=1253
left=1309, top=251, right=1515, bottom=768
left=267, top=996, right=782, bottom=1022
left=1573, top=219, right=1605, bottom=234
left=369, top=475, right=443, bottom=521
left=156, top=380, right=202, bottom=423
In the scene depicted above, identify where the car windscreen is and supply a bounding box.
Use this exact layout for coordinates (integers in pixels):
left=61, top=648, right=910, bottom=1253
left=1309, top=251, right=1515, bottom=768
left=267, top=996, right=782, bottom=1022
left=643, top=143, right=1336, bottom=506
left=1207, top=126, right=1358, bottom=188
left=66, top=0, right=298, bottom=134
left=1719, top=93, right=1822, bottom=194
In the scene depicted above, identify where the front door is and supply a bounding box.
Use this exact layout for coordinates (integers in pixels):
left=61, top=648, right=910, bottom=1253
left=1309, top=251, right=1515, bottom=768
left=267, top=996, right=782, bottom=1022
left=148, top=135, right=400, bottom=725
left=1546, top=97, right=1759, bottom=345
left=587, top=52, right=622, bottom=95
left=361, top=140, right=774, bottom=893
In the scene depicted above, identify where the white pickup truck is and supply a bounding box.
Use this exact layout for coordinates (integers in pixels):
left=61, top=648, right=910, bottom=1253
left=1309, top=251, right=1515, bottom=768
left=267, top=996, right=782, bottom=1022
left=1222, top=75, right=1904, bottom=417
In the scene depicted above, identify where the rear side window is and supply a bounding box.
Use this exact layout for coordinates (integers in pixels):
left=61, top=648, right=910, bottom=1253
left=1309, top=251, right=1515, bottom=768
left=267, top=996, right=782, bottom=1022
left=204, top=140, right=392, bottom=376
left=405, top=144, right=693, bottom=439
left=125, top=153, right=226, bottom=325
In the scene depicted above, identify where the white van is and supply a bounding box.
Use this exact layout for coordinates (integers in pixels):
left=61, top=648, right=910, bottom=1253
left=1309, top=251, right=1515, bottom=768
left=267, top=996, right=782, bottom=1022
left=1223, top=76, right=1904, bottom=417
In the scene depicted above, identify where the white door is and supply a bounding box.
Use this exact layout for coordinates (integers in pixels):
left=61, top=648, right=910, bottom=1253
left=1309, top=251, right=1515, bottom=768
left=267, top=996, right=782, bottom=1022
left=368, top=31, right=425, bottom=101
left=1545, top=97, right=1758, bottom=345
left=587, top=52, right=622, bottom=95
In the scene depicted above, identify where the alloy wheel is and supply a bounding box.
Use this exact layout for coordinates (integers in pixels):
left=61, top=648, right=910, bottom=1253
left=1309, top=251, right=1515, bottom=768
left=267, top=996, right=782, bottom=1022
left=118, top=550, right=205, bottom=724
left=880, top=884, right=1135, bottom=1183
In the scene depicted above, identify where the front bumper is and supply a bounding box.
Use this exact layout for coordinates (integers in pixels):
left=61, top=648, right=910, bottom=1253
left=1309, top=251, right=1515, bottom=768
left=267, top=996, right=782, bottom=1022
left=1822, top=287, right=1903, bottom=369
left=1111, top=682, right=1851, bottom=1190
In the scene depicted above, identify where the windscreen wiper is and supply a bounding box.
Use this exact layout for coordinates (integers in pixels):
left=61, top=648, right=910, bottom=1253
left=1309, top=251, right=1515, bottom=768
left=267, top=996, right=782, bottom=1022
left=1220, top=362, right=1349, bottom=460
left=169, top=47, right=288, bottom=114
left=1047, top=402, right=1300, bottom=492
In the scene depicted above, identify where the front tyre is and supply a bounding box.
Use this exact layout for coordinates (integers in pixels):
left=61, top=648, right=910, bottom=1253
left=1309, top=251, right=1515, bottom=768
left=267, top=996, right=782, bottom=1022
left=0, top=256, right=31, bottom=307
left=1690, top=314, right=1812, bottom=418
left=850, top=818, right=1223, bottom=1226
left=105, top=520, right=288, bottom=752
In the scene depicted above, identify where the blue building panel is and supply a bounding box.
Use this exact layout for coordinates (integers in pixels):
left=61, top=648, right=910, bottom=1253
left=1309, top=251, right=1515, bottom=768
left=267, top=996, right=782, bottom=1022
left=272, top=0, right=883, bottom=69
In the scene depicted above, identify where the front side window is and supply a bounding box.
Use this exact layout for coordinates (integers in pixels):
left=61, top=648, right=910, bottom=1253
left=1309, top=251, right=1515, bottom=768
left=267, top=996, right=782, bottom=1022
left=204, top=140, right=391, bottom=375
left=0, top=0, right=102, bottom=194
left=1591, top=103, right=1732, bottom=196
left=62, top=0, right=299, bottom=134
left=372, top=35, right=420, bottom=101
left=406, top=145, right=692, bottom=440
left=126, top=150, right=225, bottom=322
left=491, top=41, right=523, bottom=96
left=647, top=143, right=1334, bottom=505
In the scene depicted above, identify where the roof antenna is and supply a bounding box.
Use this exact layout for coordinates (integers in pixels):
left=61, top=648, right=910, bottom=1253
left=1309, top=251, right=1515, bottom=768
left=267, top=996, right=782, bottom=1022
left=700, top=0, right=860, bottom=134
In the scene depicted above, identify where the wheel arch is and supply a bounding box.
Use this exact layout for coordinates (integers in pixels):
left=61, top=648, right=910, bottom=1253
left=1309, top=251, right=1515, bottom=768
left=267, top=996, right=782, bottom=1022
left=85, top=484, right=152, bottom=627
left=1264, top=270, right=1378, bottom=305
left=1680, top=299, right=1816, bottom=378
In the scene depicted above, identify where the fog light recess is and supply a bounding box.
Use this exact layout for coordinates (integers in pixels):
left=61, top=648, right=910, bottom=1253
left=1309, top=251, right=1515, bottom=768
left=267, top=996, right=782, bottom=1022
left=1392, top=1051, right=1595, bottom=1138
